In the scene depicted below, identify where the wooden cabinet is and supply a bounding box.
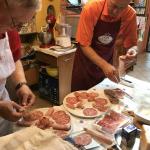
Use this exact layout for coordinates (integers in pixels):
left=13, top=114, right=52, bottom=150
left=35, top=49, right=75, bottom=104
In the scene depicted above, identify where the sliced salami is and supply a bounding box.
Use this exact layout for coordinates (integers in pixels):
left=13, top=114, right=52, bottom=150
left=97, top=106, right=109, bottom=112
left=45, top=107, right=54, bottom=117
left=52, top=110, right=66, bottom=120
left=54, top=113, right=70, bottom=125
left=66, top=97, right=78, bottom=104
left=35, top=117, right=54, bottom=130
left=66, top=103, right=75, bottom=109
left=74, top=133, right=92, bottom=146
left=88, top=92, right=99, bottom=98
left=94, top=98, right=108, bottom=105
left=23, top=110, right=43, bottom=121
left=74, top=91, right=88, bottom=99
left=83, top=108, right=98, bottom=116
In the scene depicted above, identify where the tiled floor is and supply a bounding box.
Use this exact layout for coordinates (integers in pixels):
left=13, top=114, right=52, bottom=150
left=33, top=52, right=150, bottom=108
left=127, top=52, right=150, bottom=82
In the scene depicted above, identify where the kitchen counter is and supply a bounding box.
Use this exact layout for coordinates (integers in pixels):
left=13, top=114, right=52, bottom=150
left=33, top=45, right=76, bottom=58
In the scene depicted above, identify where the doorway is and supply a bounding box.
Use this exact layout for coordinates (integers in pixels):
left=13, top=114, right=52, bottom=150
left=146, top=27, right=150, bottom=52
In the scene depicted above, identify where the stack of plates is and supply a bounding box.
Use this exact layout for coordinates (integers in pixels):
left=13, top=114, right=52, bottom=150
left=49, top=44, right=75, bottom=52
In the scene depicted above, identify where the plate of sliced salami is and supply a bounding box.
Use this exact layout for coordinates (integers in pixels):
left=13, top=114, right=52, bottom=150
left=17, top=106, right=72, bottom=138
left=63, top=90, right=111, bottom=118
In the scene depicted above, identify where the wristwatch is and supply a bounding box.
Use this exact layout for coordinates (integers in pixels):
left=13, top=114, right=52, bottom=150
left=15, top=82, right=27, bottom=91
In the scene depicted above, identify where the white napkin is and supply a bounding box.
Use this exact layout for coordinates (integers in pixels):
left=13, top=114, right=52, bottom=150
left=0, top=126, right=77, bottom=150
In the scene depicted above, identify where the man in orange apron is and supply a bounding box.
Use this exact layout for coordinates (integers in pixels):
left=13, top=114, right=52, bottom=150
left=0, top=0, right=41, bottom=136
left=71, top=0, right=138, bottom=91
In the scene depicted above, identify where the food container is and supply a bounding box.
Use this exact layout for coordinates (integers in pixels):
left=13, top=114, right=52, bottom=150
left=93, top=110, right=132, bottom=135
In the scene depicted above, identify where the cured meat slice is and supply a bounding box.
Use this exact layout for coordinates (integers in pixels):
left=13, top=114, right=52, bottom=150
left=94, top=98, right=108, bottom=105
left=97, top=110, right=128, bottom=134
left=104, top=88, right=125, bottom=104
left=83, top=108, right=98, bottom=116
left=113, top=88, right=125, bottom=99
left=45, top=107, right=54, bottom=117
left=97, top=106, right=109, bottom=112
left=104, top=89, right=119, bottom=104
left=66, top=97, right=78, bottom=104
left=66, top=103, right=76, bottom=109
left=54, top=113, right=70, bottom=125
left=35, top=117, right=54, bottom=130
left=74, top=133, right=92, bottom=146
left=109, top=110, right=126, bottom=122
left=92, top=99, right=109, bottom=112
left=52, top=110, right=66, bottom=120
left=88, top=92, right=99, bottom=98
left=52, top=123, right=71, bottom=131
left=23, top=110, right=43, bottom=121
left=74, top=91, right=88, bottom=99
left=53, top=130, right=69, bottom=139
left=52, top=110, right=70, bottom=125
left=74, top=91, right=80, bottom=97
left=76, top=102, right=84, bottom=109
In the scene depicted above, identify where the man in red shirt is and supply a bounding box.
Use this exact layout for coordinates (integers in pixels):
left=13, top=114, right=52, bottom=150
left=71, top=0, right=138, bottom=91
left=0, top=0, right=41, bottom=136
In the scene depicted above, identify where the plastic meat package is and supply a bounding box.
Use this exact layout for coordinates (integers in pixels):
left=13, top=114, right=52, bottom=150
left=93, top=110, right=132, bottom=135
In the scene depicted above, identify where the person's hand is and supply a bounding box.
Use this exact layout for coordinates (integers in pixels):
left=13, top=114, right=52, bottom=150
left=16, top=84, right=36, bottom=107
left=102, top=62, right=120, bottom=83
left=0, top=101, right=24, bottom=122
left=126, top=48, right=137, bottom=59
left=120, top=46, right=137, bottom=61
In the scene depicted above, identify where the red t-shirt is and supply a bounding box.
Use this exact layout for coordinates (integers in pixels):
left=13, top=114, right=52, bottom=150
left=7, top=30, right=21, bottom=62
left=0, top=30, right=21, bottom=62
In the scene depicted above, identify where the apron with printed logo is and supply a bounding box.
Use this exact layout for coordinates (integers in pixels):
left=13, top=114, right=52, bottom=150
left=71, top=2, right=121, bottom=91
left=0, top=33, right=15, bottom=136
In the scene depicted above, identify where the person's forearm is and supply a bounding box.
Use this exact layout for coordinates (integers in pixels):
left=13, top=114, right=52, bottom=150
left=80, top=45, right=109, bottom=69
left=10, top=60, right=27, bottom=87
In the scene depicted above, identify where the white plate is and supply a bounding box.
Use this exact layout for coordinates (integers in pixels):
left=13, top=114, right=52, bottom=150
left=63, top=90, right=111, bottom=118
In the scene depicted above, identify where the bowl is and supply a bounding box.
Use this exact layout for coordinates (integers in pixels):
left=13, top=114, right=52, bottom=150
left=46, top=67, right=58, bottom=77
left=38, top=31, right=52, bottom=44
